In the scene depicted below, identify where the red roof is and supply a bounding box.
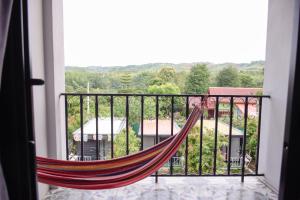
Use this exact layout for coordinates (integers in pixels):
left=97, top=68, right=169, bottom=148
left=208, top=87, right=262, bottom=96
left=189, top=87, right=262, bottom=109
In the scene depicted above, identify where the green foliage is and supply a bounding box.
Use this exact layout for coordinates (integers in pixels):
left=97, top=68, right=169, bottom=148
left=65, top=62, right=264, bottom=95
left=185, top=64, right=210, bottom=94
left=158, top=67, right=176, bottom=84
left=179, top=126, right=226, bottom=174
left=216, top=66, right=240, bottom=87
left=179, top=126, right=227, bottom=174
left=239, top=72, right=255, bottom=87
left=147, top=83, right=182, bottom=117
left=174, top=71, right=188, bottom=92
left=147, top=83, right=180, bottom=94
left=131, top=72, right=156, bottom=92
left=113, top=128, right=140, bottom=158
left=65, top=61, right=264, bottom=164
left=222, top=116, right=259, bottom=161
left=119, top=73, right=133, bottom=93
left=246, top=119, right=258, bottom=158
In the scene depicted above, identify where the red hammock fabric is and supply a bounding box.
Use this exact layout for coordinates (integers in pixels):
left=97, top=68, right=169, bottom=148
left=37, top=105, right=203, bottom=190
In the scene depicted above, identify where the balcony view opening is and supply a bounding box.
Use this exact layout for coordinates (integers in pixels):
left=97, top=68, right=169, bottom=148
left=40, top=0, right=280, bottom=199
left=1, top=0, right=296, bottom=198
left=3, top=0, right=300, bottom=199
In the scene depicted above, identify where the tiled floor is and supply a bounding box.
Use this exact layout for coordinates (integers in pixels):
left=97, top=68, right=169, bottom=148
left=43, top=177, right=278, bottom=200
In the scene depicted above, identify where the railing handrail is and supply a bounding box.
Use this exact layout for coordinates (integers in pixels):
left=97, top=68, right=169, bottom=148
left=60, top=93, right=271, bottom=98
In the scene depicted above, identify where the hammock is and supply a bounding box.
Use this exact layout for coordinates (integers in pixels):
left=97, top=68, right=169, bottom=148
left=37, top=104, right=204, bottom=190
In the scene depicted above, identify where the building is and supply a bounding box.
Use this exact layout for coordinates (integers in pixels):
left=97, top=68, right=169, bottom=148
left=189, top=87, right=262, bottom=118
left=72, top=118, right=125, bottom=160
left=137, top=119, right=181, bottom=149
left=200, top=119, right=244, bottom=159
left=138, top=119, right=243, bottom=163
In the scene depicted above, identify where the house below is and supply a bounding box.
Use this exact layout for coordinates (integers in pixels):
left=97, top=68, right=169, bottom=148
left=137, top=119, right=181, bottom=149
left=199, top=119, right=244, bottom=159
left=72, top=118, right=125, bottom=160
left=138, top=118, right=244, bottom=164
left=189, top=87, right=262, bottom=119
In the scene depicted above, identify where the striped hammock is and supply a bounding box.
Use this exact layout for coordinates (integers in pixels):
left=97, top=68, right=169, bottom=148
left=37, top=104, right=204, bottom=190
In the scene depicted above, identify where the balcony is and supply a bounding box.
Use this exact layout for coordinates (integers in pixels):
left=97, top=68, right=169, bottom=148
left=45, top=177, right=277, bottom=200
left=1, top=0, right=299, bottom=199
left=43, top=93, right=278, bottom=199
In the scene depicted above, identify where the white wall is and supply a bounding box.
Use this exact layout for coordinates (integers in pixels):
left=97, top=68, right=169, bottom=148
left=28, top=0, right=65, bottom=198
left=43, top=0, right=66, bottom=160
left=260, top=0, right=299, bottom=191
left=28, top=0, right=49, bottom=197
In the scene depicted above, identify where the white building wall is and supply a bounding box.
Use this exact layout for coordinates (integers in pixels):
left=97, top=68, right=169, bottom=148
left=260, top=0, right=299, bottom=191
left=230, top=137, right=241, bottom=158
left=43, top=0, right=66, bottom=160
left=28, top=0, right=65, bottom=198
left=28, top=0, right=49, bottom=197
left=143, top=137, right=156, bottom=149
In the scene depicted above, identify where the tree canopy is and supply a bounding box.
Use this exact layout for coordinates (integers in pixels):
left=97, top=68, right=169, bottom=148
left=216, top=66, right=240, bottom=87
left=147, top=83, right=181, bottom=94
left=113, top=128, right=140, bottom=158
left=158, top=67, right=176, bottom=84
left=185, top=64, right=210, bottom=94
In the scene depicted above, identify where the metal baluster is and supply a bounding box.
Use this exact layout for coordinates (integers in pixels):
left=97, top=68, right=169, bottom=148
left=155, top=96, right=159, bottom=183
left=256, top=97, right=262, bottom=175
left=213, top=97, right=219, bottom=175
left=170, top=96, right=174, bottom=175
left=95, top=95, right=99, bottom=160
left=141, top=96, right=144, bottom=151
left=65, top=95, right=69, bottom=160
left=111, top=96, right=114, bottom=158
left=241, top=97, right=249, bottom=182
left=185, top=96, right=189, bottom=175
left=80, top=95, right=84, bottom=161
left=126, top=96, right=129, bottom=155
left=227, top=97, right=234, bottom=175
left=199, top=97, right=203, bottom=175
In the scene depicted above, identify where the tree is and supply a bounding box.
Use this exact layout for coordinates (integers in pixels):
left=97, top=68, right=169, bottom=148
left=119, top=73, right=133, bottom=93
left=131, top=72, right=156, bottom=92
left=185, top=64, right=210, bottom=94
left=158, top=67, right=176, bottom=84
left=113, top=128, right=140, bottom=158
left=239, top=72, right=255, bottom=87
left=179, top=126, right=227, bottom=174
left=216, top=66, right=240, bottom=87
left=147, top=83, right=182, bottom=117
left=147, top=83, right=180, bottom=94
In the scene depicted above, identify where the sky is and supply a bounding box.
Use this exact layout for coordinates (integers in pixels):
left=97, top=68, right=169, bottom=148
left=63, top=0, right=268, bottom=67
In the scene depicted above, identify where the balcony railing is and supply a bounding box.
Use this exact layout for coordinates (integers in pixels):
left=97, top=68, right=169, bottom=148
left=61, top=93, right=270, bottom=182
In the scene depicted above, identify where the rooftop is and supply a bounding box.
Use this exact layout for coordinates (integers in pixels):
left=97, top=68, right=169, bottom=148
left=208, top=87, right=262, bottom=96
left=73, top=118, right=125, bottom=141
left=200, top=120, right=244, bottom=136
left=189, top=87, right=262, bottom=109
left=138, top=119, right=181, bottom=136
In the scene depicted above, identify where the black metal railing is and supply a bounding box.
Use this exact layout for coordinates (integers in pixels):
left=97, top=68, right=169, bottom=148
left=61, top=93, right=270, bottom=182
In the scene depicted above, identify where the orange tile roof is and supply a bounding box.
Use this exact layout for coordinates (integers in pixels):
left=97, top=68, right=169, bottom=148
left=189, top=87, right=262, bottom=109
left=208, top=87, right=262, bottom=96
left=138, top=119, right=181, bottom=136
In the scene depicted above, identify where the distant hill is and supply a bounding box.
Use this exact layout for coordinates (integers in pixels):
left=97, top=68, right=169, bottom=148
left=65, top=60, right=264, bottom=73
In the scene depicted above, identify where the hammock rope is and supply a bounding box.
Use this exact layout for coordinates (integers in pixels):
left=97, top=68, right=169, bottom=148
left=37, top=102, right=206, bottom=190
